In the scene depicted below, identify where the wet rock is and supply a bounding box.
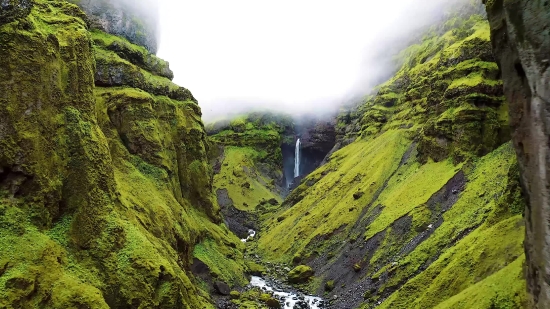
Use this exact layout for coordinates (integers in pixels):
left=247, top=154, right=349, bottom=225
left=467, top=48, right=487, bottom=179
left=214, top=281, right=231, bottom=295
left=484, top=1, right=550, bottom=306
left=265, top=297, right=281, bottom=308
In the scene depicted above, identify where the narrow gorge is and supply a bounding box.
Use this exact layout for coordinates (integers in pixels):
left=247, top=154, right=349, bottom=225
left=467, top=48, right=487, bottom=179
left=0, top=0, right=548, bottom=309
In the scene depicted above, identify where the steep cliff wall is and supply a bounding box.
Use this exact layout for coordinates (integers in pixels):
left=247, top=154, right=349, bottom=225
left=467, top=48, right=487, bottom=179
left=0, top=1, right=247, bottom=308
left=484, top=1, right=550, bottom=308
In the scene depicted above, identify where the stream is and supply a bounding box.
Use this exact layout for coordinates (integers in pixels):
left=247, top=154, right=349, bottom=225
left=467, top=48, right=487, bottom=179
left=249, top=276, right=326, bottom=309
left=240, top=230, right=326, bottom=308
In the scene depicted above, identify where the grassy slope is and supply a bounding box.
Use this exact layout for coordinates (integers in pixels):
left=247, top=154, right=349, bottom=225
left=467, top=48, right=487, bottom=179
left=214, top=146, right=282, bottom=211
left=209, top=114, right=293, bottom=212
left=373, top=143, right=525, bottom=309
left=256, top=9, right=526, bottom=309
left=259, top=130, right=410, bottom=257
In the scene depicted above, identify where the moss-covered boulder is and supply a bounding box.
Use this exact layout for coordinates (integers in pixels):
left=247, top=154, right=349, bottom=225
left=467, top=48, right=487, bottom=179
left=287, top=265, right=314, bottom=284
left=325, top=280, right=335, bottom=292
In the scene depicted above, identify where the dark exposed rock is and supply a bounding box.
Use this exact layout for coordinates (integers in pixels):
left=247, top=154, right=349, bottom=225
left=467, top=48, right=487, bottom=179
left=265, top=297, right=281, bottom=308
left=214, top=281, right=231, bottom=295
left=484, top=1, right=550, bottom=307
left=216, top=189, right=257, bottom=239
left=296, top=116, right=337, bottom=176
left=73, top=0, right=159, bottom=53
left=0, top=0, right=33, bottom=26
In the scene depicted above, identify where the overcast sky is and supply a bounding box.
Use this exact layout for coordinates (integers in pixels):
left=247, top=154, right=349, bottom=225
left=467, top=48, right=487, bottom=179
left=157, top=0, right=456, bottom=121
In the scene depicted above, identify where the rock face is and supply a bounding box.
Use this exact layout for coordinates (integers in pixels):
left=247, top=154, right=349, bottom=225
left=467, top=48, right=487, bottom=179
left=71, top=0, right=159, bottom=54
left=0, top=0, right=33, bottom=26
left=214, top=281, right=231, bottom=295
left=484, top=1, right=550, bottom=307
left=296, top=116, right=337, bottom=176
left=0, top=1, right=246, bottom=307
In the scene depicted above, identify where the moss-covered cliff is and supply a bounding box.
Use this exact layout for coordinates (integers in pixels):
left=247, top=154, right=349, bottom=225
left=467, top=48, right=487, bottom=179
left=483, top=1, right=550, bottom=308
left=0, top=1, right=247, bottom=308
left=256, top=5, right=527, bottom=309
left=206, top=114, right=294, bottom=239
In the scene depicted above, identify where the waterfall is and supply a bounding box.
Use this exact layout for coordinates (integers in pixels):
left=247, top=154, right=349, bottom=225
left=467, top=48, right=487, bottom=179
left=294, top=138, right=301, bottom=178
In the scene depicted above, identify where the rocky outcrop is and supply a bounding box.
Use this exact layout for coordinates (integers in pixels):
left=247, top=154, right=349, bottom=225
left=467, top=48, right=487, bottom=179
left=484, top=1, right=550, bottom=307
left=71, top=0, right=159, bottom=54
left=296, top=116, right=337, bottom=176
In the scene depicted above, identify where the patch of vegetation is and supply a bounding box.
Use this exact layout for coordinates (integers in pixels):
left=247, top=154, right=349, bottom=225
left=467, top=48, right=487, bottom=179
left=258, top=130, right=410, bottom=261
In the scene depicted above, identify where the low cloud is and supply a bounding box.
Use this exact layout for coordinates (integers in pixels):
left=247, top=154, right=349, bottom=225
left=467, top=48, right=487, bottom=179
left=157, top=0, right=470, bottom=121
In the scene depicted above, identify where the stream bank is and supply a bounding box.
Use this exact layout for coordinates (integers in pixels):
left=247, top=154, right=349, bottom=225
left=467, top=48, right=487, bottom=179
left=217, top=230, right=327, bottom=309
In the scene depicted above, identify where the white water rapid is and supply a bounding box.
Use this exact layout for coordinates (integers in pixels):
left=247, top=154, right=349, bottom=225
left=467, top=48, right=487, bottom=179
left=249, top=276, right=324, bottom=309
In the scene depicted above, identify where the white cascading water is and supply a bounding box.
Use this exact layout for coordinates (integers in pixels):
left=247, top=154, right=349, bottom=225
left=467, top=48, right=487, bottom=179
left=294, top=139, right=301, bottom=178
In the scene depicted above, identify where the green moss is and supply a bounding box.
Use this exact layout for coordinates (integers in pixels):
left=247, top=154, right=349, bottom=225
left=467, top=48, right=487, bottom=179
left=229, top=288, right=269, bottom=308
left=94, top=44, right=193, bottom=102
left=372, top=143, right=526, bottom=309
left=193, top=238, right=247, bottom=286
left=342, top=13, right=505, bottom=164
left=245, top=260, right=267, bottom=276
left=91, top=30, right=173, bottom=79
left=214, top=146, right=282, bottom=211
left=448, top=72, right=502, bottom=89
left=365, top=158, right=459, bottom=240
left=433, top=257, right=526, bottom=308
left=258, top=130, right=410, bottom=261
left=287, top=265, right=314, bottom=284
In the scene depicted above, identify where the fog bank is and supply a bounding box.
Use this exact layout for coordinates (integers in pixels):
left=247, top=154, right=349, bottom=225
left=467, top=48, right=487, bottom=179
left=157, top=0, right=469, bottom=121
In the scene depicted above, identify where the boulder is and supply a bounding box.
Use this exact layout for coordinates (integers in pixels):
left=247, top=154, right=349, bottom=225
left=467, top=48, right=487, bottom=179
left=287, top=265, right=314, bottom=284
left=325, top=280, right=335, bottom=292
left=265, top=297, right=281, bottom=308
left=214, top=281, right=231, bottom=295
